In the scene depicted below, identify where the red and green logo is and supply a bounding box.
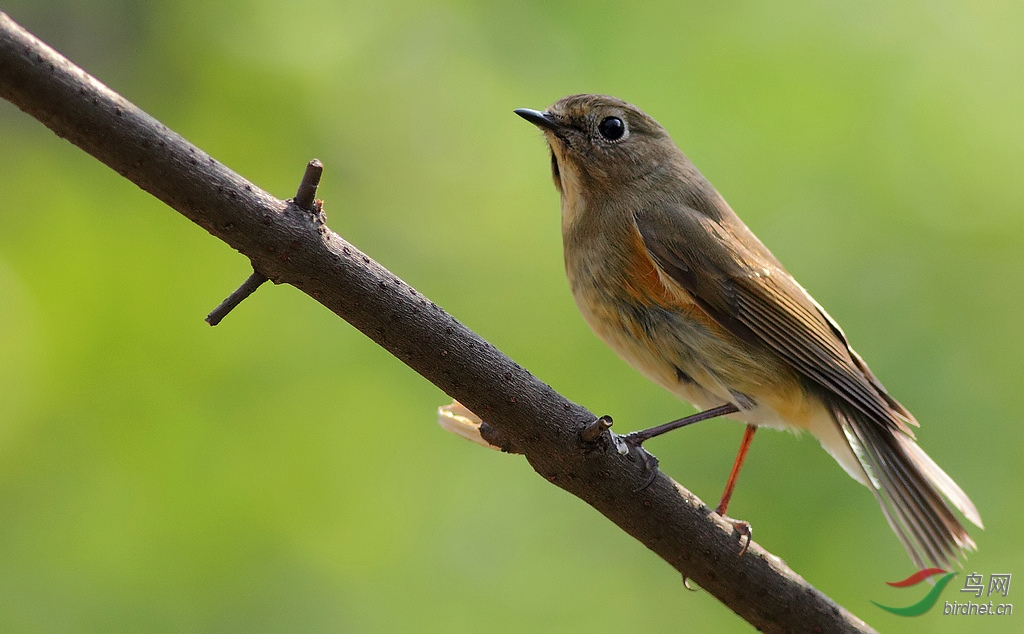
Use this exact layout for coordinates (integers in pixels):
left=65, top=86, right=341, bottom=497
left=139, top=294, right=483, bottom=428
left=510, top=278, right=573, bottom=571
left=872, top=568, right=957, bottom=616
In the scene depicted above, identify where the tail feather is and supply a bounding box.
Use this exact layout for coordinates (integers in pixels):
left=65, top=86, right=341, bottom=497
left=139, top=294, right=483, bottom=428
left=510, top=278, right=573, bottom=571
left=833, top=403, right=979, bottom=570
left=900, top=436, right=983, bottom=529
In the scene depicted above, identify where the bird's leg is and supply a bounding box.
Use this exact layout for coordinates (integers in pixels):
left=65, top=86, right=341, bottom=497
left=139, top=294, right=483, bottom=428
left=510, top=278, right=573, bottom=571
left=715, top=424, right=757, bottom=555
left=624, top=403, right=740, bottom=445
left=605, top=403, right=740, bottom=491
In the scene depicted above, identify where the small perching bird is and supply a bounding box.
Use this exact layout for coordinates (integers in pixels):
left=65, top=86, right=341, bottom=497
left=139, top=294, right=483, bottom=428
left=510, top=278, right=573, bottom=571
left=515, top=94, right=982, bottom=569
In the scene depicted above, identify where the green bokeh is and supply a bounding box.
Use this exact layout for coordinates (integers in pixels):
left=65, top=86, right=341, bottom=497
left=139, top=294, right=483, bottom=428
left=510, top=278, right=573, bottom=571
left=1, top=1, right=1021, bottom=631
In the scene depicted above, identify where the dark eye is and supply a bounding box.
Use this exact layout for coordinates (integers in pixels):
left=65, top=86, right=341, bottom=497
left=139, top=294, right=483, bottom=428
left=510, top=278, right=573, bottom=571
left=598, top=116, right=625, bottom=140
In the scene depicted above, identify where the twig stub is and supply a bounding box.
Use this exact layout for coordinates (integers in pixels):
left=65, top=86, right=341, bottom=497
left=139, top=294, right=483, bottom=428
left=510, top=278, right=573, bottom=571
left=294, top=159, right=323, bottom=211
left=580, top=415, right=613, bottom=443
left=205, top=269, right=269, bottom=326
left=206, top=159, right=325, bottom=325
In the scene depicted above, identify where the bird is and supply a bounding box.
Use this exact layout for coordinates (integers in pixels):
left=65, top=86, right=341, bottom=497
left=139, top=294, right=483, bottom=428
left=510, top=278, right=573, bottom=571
left=514, top=93, right=982, bottom=569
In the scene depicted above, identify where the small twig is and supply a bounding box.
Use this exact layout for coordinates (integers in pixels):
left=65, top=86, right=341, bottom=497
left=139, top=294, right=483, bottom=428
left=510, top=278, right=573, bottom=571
left=293, top=159, right=323, bottom=211
left=205, top=268, right=269, bottom=326
left=205, top=160, right=322, bottom=326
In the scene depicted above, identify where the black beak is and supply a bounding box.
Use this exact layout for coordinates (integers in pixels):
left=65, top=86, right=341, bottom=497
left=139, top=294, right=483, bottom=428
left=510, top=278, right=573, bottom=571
left=514, top=108, right=562, bottom=132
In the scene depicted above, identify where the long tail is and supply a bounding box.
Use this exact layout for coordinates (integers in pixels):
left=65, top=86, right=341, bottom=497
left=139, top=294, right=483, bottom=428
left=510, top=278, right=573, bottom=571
left=833, top=404, right=982, bottom=570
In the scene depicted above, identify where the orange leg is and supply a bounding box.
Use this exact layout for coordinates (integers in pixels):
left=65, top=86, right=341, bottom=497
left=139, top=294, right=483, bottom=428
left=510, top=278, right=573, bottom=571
left=716, top=424, right=758, bottom=516
left=715, top=424, right=757, bottom=556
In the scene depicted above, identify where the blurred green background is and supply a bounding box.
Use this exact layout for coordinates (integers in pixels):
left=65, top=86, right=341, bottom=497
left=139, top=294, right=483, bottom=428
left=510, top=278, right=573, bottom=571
left=1, top=1, right=1021, bottom=631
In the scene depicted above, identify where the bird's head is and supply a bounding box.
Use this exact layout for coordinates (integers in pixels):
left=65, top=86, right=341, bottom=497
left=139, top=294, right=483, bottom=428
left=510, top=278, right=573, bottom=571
left=515, top=94, right=679, bottom=209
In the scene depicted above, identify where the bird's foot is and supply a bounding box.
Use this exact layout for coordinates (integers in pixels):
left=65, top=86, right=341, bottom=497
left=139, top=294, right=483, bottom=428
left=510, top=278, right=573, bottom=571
left=580, top=416, right=660, bottom=492
left=622, top=430, right=660, bottom=492
left=715, top=511, right=752, bottom=556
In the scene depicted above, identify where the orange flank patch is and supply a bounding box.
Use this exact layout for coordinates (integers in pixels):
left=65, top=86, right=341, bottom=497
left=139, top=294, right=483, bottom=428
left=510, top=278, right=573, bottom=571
left=619, top=229, right=723, bottom=333
left=620, top=227, right=688, bottom=306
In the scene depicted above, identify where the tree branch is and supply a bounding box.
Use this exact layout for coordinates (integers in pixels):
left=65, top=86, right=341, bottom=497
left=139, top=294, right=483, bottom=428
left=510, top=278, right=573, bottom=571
left=0, top=12, right=874, bottom=633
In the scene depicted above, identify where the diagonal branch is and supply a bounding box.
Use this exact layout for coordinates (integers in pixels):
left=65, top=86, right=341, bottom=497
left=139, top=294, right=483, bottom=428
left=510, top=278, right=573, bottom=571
left=0, top=12, right=874, bottom=633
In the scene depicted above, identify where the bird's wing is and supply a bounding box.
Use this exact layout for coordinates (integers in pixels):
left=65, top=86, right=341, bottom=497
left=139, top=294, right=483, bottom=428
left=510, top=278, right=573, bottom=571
left=633, top=204, right=912, bottom=435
